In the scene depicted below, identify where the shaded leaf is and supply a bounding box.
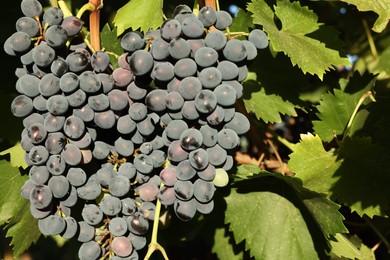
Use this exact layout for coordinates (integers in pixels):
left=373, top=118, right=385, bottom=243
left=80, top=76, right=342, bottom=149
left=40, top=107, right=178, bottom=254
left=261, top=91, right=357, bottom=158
left=247, top=0, right=350, bottom=80
left=243, top=36, right=311, bottom=123
left=341, top=0, right=390, bottom=33
left=229, top=8, right=254, bottom=38
left=243, top=77, right=298, bottom=123
left=225, top=176, right=321, bottom=259
left=377, top=45, right=390, bottom=75
left=0, top=160, right=40, bottom=256
left=299, top=193, right=347, bottom=238
left=226, top=168, right=347, bottom=259
left=212, top=227, right=245, bottom=260
left=312, top=72, right=376, bottom=142
left=100, top=24, right=124, bottom=68
left=333, top=136, right=390, bottom=217
left=289, top=133, right=390, bottom=217
left=113, top=0, right=164, bottom=35
left=308, top=25, right=347, bottom=56
left=5, top=201, right=40, bottom=257
left=238, top=161, right=348, bottom=237
left=235, top=164, right=262, bottom=179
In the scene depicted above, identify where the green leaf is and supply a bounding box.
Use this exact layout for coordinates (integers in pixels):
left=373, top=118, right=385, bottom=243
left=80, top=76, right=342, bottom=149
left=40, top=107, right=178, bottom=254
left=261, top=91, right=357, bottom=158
left=329, top=234, right=375, bottom=260
left=307, top=25, right=347, bottom=57
left=288, top=133, right=341, bottom=195
left=0, top=160, right=40, bottom=256
left=113, top=0, right=164, bottom=35
left=289, top=133, right=390, bottom=217
left=226, top=168, right=347, bottom=259
left=5, top=201, right=40, bottom=257
left=333, top=136, right=390, bottom=217
left=377, top=45, right=390, bottom=75
left=247, top=0, right=350, bottom=80
left=0, top=143, right=28, bottom=169
left=238, top=163, right=347, bottom=235
left=100, top=24, right=124, bottom=68
left=212, top=227, right=245, bottom=260
left=0, top=160, right=27, bottom=225
left=299, top=193, right=347, bottom=238
left=312, top=72, right=376, bottom=142
left=235, top=164, right=262, bottom=179
left=356, top=88, right=390, bottom=145
left=242, top=46, right=311, bottom=123
left=243, top=76, right=298, bottom=123
left=225, top=177, right=320, bottom=259
left=229, top=8, right=254, bottom=38
left=341, top=0, right=390, bottom=33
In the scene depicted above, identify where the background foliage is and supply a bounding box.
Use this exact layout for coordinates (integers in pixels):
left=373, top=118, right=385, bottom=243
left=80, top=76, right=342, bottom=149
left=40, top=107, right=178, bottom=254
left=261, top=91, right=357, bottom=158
left=1, top=0, right=390, bottom=259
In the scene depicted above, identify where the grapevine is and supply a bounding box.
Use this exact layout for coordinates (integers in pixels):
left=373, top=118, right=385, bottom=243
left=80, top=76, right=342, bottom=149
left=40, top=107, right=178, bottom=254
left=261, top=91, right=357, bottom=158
left=3, top=0, right=268, bottom=259
left=2, top=0, right=390, bottom=259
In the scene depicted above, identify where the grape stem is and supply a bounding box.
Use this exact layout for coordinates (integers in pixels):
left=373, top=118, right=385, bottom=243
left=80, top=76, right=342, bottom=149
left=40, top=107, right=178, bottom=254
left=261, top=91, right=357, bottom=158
left=343, top=90, right=375, bottom=139
left=266, top=127, right=295, bottom=152
left=193, top=0, right=200, bottom=16
left=144, top=183, right=169, bottom=260
left=266, top=139, right=286, bottom=174
left=226, top=31, right=250, bottom=38
left=362, top=18, right=378, bottom=60
left=79, top=29, right=96, bottom=53
left=199, top=0, right=218, bottom=31
left=205, top=0, right=218, bottom=11
left=89, top=0, right=103, bottom=51
left=104, top=50, right=120, bottom=60
left=58, top=0, right=73, bottom=17
left=50, top=0, right=59, bottom=8
left=76, top=3, right=96, bottom=19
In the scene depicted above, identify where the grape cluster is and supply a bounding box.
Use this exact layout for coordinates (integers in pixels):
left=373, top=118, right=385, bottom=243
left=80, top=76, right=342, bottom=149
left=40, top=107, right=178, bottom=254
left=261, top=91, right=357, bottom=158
left=4, top=0, right=268, bottom=259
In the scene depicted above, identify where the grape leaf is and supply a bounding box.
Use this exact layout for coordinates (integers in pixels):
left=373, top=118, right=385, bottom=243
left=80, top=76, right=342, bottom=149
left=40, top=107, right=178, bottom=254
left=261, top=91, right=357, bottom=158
left=113, top=0, right=164, bottom=35
left=226, top=167, right=347, bottom=259
left=298, top=192, right=347, bottom=238
left=329, top=234, right=375, bottom=260
left=333, top=136, right=390, bottom=217
left=307, top=25, right=347, bottom=57
left=243, top=76, right=298, bottom=123
left=247, top=0, right=350, bottom=80
left=225, top=177, right=320, bottom=259
left=5, top=201, right=40, bottom=257
left=377, top=45, right=390, bottom=75
left=238, top=165, right=347, bottom=237
left=312, top=72, right=376, bottom=142
left=242, top=45, right=312, bottom=123
left=0, top=160, right=26, bottom=225
left=289, top=133, right=390, bottom=217
left=243, top=62, right=297, bottom=123
left=0, top=143, right=28, bottom=169
left=101, top=24, right=124, bottom=68
left=341, top=0, right=390, bottom=33
left=212, top=227, right=245, bottom=260
left=0, top=159, right=40, bottom=256
left=356, top=88, right=390, bottom=145
left=229, top=8, right=254, bottom=37
left=234, top=164, right=262, bottom=179
left=288, top=133, right=340, bottom=195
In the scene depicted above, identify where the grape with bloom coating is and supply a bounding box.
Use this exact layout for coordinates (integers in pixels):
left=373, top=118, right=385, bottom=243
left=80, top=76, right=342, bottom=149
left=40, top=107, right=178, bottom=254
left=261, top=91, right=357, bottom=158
left=5, top=2, right=259, bottom=258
